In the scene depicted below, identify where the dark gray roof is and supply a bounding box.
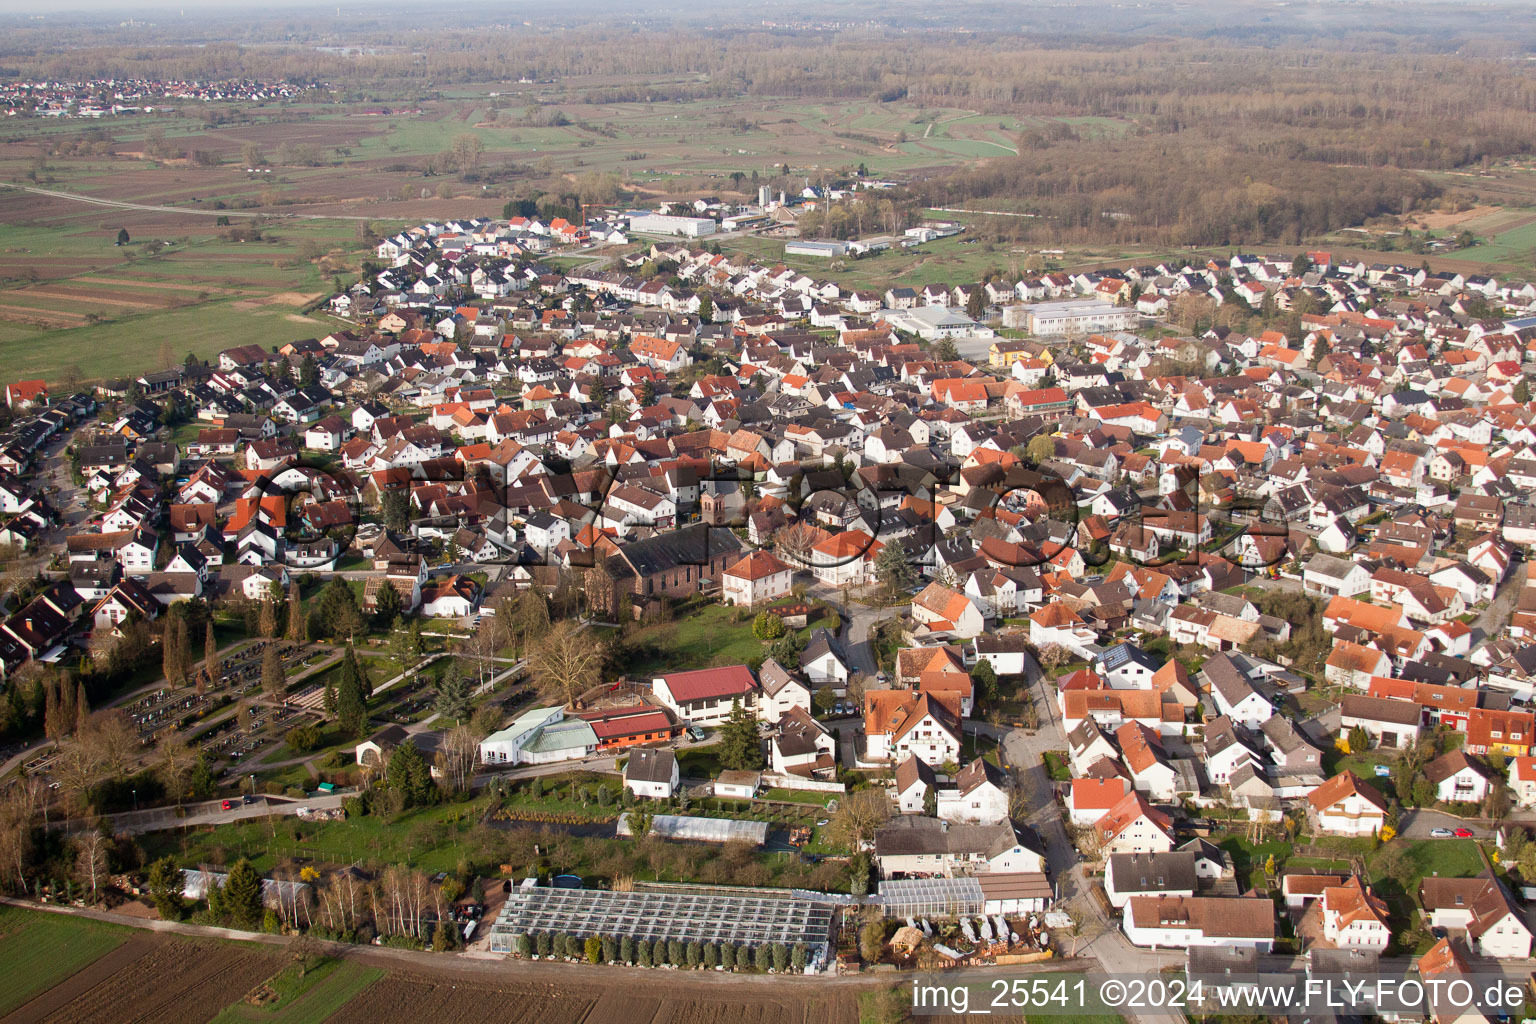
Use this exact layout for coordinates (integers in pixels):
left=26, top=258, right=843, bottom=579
left=624, top=747, right=677, bottom=784
left=1107, top=849, right=1197, bottom=895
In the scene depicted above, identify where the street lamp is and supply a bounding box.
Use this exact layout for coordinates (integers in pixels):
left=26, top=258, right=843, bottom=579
left=132, top=788, right=137, bottom=812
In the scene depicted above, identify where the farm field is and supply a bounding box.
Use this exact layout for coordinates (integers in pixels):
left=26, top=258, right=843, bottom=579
left=0, top=907, right=886, bottom=1024
left=16, top=931, right=280, bottom=1024
left=208, top=958, right=384, bottom=1024
left=0, top=204, right=374, bottom=381
left=0, top=905, right=132, bottom=1017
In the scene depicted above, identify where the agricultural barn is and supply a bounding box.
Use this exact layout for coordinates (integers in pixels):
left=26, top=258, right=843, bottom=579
left=487, top=881, right=836, bottom=967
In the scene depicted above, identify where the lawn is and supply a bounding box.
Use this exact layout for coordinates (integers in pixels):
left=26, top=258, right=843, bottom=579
left=210, top=957, right=384, bottom=1024
left=620, top=602, right=839, bottom=677
left=140, top=796, right=496, bottom=874
left=1042, top=750, right=1071, bottom=782
left=0, top=906, right=131, bottom=1016
left=1368, top=838, right=1485, bottom=887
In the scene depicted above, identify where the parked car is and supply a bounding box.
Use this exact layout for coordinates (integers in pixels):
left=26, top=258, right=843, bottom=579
left=1430, top=828, right=1454, bottom=838
left=1455, top=827, right=1475, bottom=838
left=220, top=799, right=235, bottom=810
left=242, top=793, right=256, bottom=804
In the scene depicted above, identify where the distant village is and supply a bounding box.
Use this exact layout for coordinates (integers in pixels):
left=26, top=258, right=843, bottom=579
left=1, top=77, right=321, bottom=118
left=5, top=200, right=1536, bottom=975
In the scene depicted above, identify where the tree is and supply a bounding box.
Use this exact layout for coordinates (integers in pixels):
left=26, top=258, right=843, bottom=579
left=514, top=591, right=551, bottom=653
left=1026, top=435, right=1056, bottom=465
left=1371, top=840, right=1416, bottom=895
left=585, top=936, right=603, bottom=964
left=433, top=661, right=473, bottom=722
left=451, top=133, right=484, bottom=172
left=156, top=733, right=197, bottom=804
left=965, top=288, right=986, bottom=321
left=859, top=919, right=886, bottom=962
left=717, top=698, right=764, bottom=770
left=1348, top=725, right=1371, bottom=754
left=697, top=293, right=713, bottom=323
left=146, top=855, right=183, bottom=920
left=529, top=621, right=605, bottom=707
left=286, top=723, right=322, bottom=753
left=261, top=644, right=287, bottom=703
left=203, top=623, right=220, bottom=691
left=933, top=338, right=960, bottom=362
left=385, top=741, right=437, bottom=808
left=115, top=227, right=130, bottom=246
left=830, top=788, right=891, bottom=849
left=222, top=858, right=264, bottom=928
left=335, top=657, right=368, bottom=738
left=971, top=660, right=997, bottom=705
left=286, top=582, right=305, bottom=642
left=1485, top=782, right=1511, bottom=821
left=873, top=541, right=917, bottom=597
left=373, top=577, right=402, bottom=626
left=380, top=491, right=410, bottom=532
left=258, top=595, right=279, bottom=640
left=752, top=611, right=786, bottom=642
left=767, top=631, right=804, bottom=667
left=74, top=827, right=111, bottom=903
left=626, top=806, right=653, bottom=837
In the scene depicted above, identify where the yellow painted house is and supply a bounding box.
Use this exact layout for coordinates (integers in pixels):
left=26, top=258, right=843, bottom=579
left=989, top=339, right=1054, bottom=369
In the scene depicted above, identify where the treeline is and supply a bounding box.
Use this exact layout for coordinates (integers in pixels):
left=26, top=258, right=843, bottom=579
left=8, top=33, right=1532, bottom=176
left=909, top=136, right=1441, bottom=247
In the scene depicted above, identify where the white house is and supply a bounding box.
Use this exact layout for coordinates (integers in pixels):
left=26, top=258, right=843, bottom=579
left=770, top=706, right=837, bottom=777
left=721, top=550, right=794, bottom=608
left=936, top=758, right=1010, bottom=825
left=1423, top=749, right=1492, bottom=804
left=1420, top=873, right=1533, bottom=959
left=624, top=748, right=680, bottom=799
left=1096, top=791, right=1175, bottom=856
left=872, top=816, right=1046, bottom=878
left=1307, top=770, right=1388, bottom=837
left=1320, top=877, right=1391, bottom=951
left=1122, top=896, right=1275, bottom=951
left=895, top=755, right=937, bottom=814
left=864, top=690, right=963, bottom=767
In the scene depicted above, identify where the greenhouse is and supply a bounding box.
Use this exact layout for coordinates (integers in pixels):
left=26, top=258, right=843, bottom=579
left=616, top=813, right=769, bottom=845
left=486, top=881, right=836, bottom=965
left=876, top=877, right=985, bottom=918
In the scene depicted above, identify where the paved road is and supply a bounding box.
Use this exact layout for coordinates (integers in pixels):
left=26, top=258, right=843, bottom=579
left=2, top=182, right=371, bottom=221
left=1477, top=560, right=1528, bottom=638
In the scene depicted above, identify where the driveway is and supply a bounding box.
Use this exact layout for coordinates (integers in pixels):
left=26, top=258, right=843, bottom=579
left=1397, top=807, right=1491, bottom=839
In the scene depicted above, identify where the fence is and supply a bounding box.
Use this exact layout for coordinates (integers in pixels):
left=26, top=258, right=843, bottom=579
left=761, top=771, right=846, bottom=794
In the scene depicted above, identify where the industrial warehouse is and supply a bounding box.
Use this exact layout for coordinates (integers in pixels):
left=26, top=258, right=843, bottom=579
left=486, top=881, right=838, bottom=968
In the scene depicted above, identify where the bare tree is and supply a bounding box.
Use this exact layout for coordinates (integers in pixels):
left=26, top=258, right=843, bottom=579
left=0, top=779, right=42, bottom=891
left=528, top=620, right=606, bottom=707
left=829, top=788, right=892, bottom=849
left=435, top=725, right=479, bottom=793
left=74, top=825, right=111, bottom=903
left=156, top=732, right=197, bottom=804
